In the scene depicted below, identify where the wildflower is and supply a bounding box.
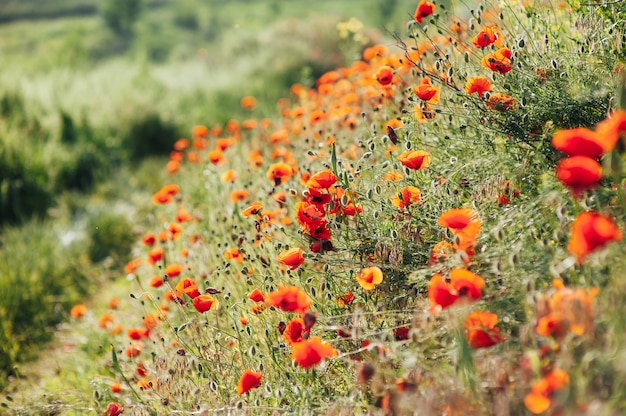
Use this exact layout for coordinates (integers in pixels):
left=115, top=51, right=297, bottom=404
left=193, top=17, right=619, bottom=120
left=224, top=247, right=245, bottom=264
left=237, top=369, right=262, bottom=394
left=149, top=275, right=163, bottom=288
left=481, top=48, right=512, bottom=74
left=306, top=169, right=337, bottom=189
left=192, top=125, right=209, bottom=139
left=241, top=201, right=263, bottom=217
left=464, top=311, right=505, bottom=349
left=464, top=76, right=492, bottom=98
left=248, top=289, right=265, bottom=302
left=428, top=241, right=454, bottom=266
left=414, top=0, right=435, bottom=24
left=567, top=211, right=622, bottom=263
left=551, top=128, right=604, bottom=158
left=486, top=93, right=516, bottom=110
left=110, top=383, right=122, bottom=393
left=428, top=274, right=458, bottom=313
left=127, top=328, right=150, bottom=340
left=277, top=247, right=306, bottom=270
left=176, top=277, right=199, bottom=299
left=450, top=268, right=485, bottom=300
left=221, top=169, right=238, bottom=183
left=397, top=150, right=431, bottom=170
left=193, top=294, right=218, bottom=313
left=392, top=186, right=422, bottom=210
left=165, top=264, right=183, bottom=278
left=240, top=96, right=256, bottom=110
left=555, top=156, right=602, bottom=195
left=173, top=138, right=189, bottom=151
left=394, top=327, right=410, bottom=341
left=595, top=109, right=626, bottom=152
left=428, top=269, right=485, bottom=313
left=336, top=291, right=355, bottom=307
left=265, top=285, right=312, bottom=314
left=524, top=369, right=570, bottom=414
left=375, top=66, right=394, bottom=86
left=70, top=304, right=86, bottom=318
left=207, top=149, right=224, bottom=164
left=472, top=25, right=503, bottom=48
left=125, top=343, right=143, bottom=358
left=142, top=233, right=156, bottom=246
left=104, top=402, right=124, bottom=416
left=147, top=248, right=163, bottom=265
left=536, top=280, right=599, bottom=339
left=438, top=208, right=481, bottom=250
left=414, top=77, right=440, bottom=104
left=291, top=336, right=338, bottom=369
left=283, top=317, right=307, bottom=345
left=267, top=162, right=294, bottom=186
left=356, top=266, right=384, bottom=291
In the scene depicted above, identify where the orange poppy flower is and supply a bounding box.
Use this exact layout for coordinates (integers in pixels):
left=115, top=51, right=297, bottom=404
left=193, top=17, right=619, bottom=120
left=221, top=169, right=238, bottom=183
left=165, top=264, right=183, bottom=278
left=230, top=189, right=249, bottom=203
left=595, top=109, right=626, bottom=153
left=265, top=285, right=311, bottom=314
left=397, top=150, right=431, bottom=170
left=125, top=343, right=143, bottom=358
left=70, top=304, right=86, bottom=318
left=472, top=25, right=502, bottom=48
left=152, top=190, right=173, bottom=205
left=173, top=138, right=189, bottom=151
left=110, top=383, right=122, bottom=393
left=237, top=369, right=262, bottom=394
left=267, top=162, right=294, bottom=186
left=414, top=0, right=435, bottom=24
left=283, top=317, right=307, bottom=345
left=207, top=149, right=224, bottom=164
left=464, top=311, right=505, bottom=349
left=356, top=266, right=384, bottom=291
left=567, top=211, right=622, bottom=263
left=375, top=65, right=394, bottom=86
left=241, top=201, right=263, bottom=217
left=192, top=125, right=209, bottom=139
left=306, top=169, right=337, bottom=189
left=98, top=312, right=114, bottom=328
left=240, top=96, right=256, bottom=110
left=551, top=127, right=604, bottom=158
left=555, top=156, right=602, bottom=195
left=147, top=248, right=163, bottom=265
left=465, top=76, right=492, bottom=98
left=524, top=369, right=570, bottom=414
left=392, top=186, right=422, bottom=210
left=428, top=241, right=455, bottom=266
left=384, top=171, right=403, bottom=181
left=450, top=268, right=485, bottom=300
left=414, top=77, right=440, bottom=104
left=248, top=289, right=265, bottom=302
left=363, top=44, right=388, bottom=61
left=193, top=294, right=218, bottom=313
left=277, top=247, right=306, bottom=270
left=144, top=314, right=159, bottom=330
left=437, top=208, right=481, bottom=244
left=124, top=258, right=142, bottom=274
left=105, top=402, right=124, bottom=416
left=481, top=48, right=512, bottom=74
left=486, top=93, right=516, bottom=111
left=291, top=336, right=338, bottom=369
left=142, top=233, right=156, bottom=246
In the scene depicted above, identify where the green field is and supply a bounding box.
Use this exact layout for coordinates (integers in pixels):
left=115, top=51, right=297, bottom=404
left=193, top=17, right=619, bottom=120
left=1, top=0, right=625, bottom=414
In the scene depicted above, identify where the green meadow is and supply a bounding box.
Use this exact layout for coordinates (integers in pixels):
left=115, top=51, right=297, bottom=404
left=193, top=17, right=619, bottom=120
left=0, top=0, right=625, bottom=414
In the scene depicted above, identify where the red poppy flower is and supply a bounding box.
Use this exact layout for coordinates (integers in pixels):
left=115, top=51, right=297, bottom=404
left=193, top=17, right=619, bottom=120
left=104, top=402, right=124, bottom=416
left=265, top=285, right=312, bottom=314
left=176, top=278, right=199, bottom=299
left=237, top=369, right=262, bottom=395
left=283, top=317, right=307, bottom=345
left=486, top=93, right=516, bottom=111
left=125, top=343, right=143, bottom=358
left=241, top=201, right=263, bottom=217
left=375, top=65, right=394, bottom=86
left=306, top=169, right=337, bottom=189
left=551, top=127, right=604, bottom=158
left=414, top=0, right=435, bottom=24
left=397, top=150, right=431, bottom=170
left=464, top=311, right=505, bottom=349
left=464, top=76, right=492, bottom=98
left=127, top=328, right=150, bottom=340
left=414, top=77, right=440, bottom=104
left=428, top=274, right=459, bottom=314
left=277, top=247, right=306, bottom=270
left=472, top=25, right=502, bottom=48
left=248, top=289, right=265, bottom=302
left=267, top=162, right=294, bottom=186
left=595, top=109, right=626, bottom=153
left=142, top=233, right=156, bottom=246
left=567, top=211, right=622, bottom=263
left=70, top=304, right=86, bottom=318
left=450, top=268, right=485, bottom=300
left=392, top=186, right=422, bottom=210
left=481, top=48, right=512, bottom=74
left=193, top=294, right=218, bottom=313
left=555, top=156, right=602, bottom=195
left=291, top=336, right=338, bottom=369
left=165, top=264, right=183, bottom=278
